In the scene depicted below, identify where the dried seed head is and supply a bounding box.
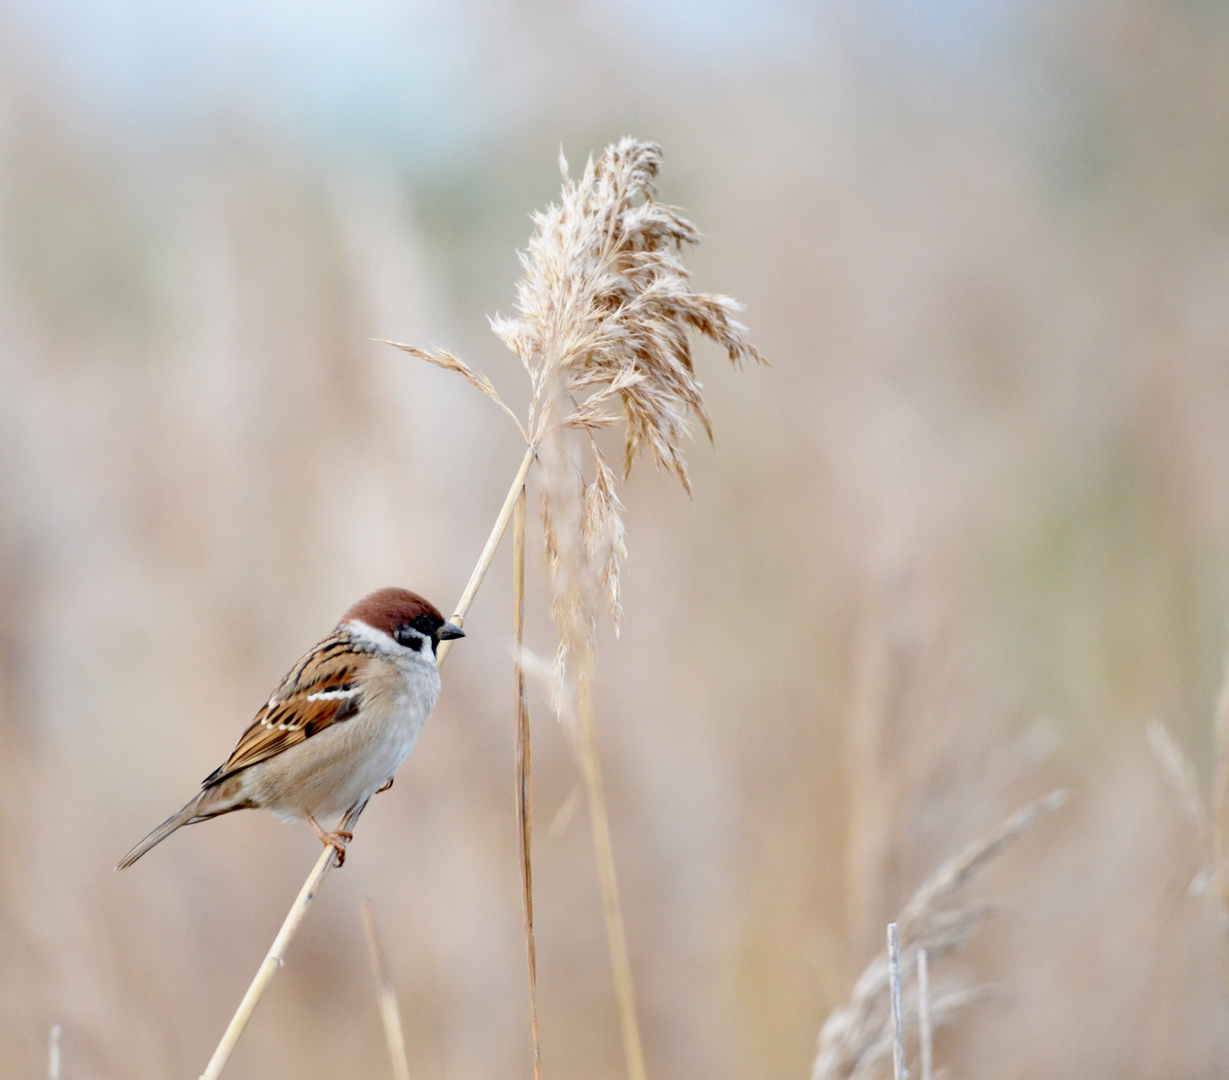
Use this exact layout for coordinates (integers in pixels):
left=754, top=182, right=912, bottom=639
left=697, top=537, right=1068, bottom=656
left=499, top=138, right=764, bottom=643
left=812, top=792, right=1067, bottom=1080
left=495, top=137, right=764, bottom=484
left=389, top=137, right=764, bottom=696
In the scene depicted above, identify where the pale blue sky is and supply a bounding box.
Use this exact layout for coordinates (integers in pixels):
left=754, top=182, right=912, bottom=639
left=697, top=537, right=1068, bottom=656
left=5, top=0, right=1015, bottom=164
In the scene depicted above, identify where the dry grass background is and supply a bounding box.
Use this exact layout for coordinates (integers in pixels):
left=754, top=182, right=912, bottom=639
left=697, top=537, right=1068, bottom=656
left=4, top=1, right=1229, bottom=1078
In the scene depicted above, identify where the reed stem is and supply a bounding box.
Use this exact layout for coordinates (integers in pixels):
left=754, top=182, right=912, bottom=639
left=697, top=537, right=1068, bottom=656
left=513, top=485, right=543, bottom=1080
left=199, top=848, right=335, bottom=1080
left=437, top=445, right=536, bottom=665
left=48, top=1025, right=62, bottom=1080
left=362, top=899, right=413, bottom=1080
left=578, top=663, right=647, bottom=1080
left=917, top=948, right=932, bottom=1080
left=888, top=922, right=907, bottom=1080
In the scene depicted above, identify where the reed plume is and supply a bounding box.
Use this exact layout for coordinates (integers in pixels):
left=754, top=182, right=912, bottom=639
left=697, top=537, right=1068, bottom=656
left=1146, top=632, right=1229, bottom=980
left=403, top=137, right=763, bottom=631
left=813, top=791, right=1067, bottom=1080
left=1214, top=636, right=1229, bottom=947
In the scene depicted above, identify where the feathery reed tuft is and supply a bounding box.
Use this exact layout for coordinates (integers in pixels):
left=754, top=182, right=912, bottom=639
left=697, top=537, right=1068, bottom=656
left=813, top=791, right=1067, bottom=1080
left=1145, top=637, right=1229, bottom=960
left=1214, top=635, right=1229, bottom=942
left=404, top=138, right=764, bottom=631
left=494, top=139, right=762, bottom=475
left=523, top=140, right=762, bottom=631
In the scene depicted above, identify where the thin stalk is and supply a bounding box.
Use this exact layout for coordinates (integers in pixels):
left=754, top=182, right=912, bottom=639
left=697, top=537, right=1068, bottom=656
left=361, top=899, right=413, bottom=1080
left=577, top=663, right=647, bottom=1080
left=437, top=444, right=536, bottom=666
left=513, top=486, right=543, bottom=1080
left=48, top=1025, right=62, bottom=1080
left=1214, top=629, right=1229, bottom=954
left=887, top=923, right=906, bottom=1080
left=199, top=848, right=335, bottom=1080
left=198, top=445, right=536, bottom=1080
left=917, top=948, right=932, bottom=1080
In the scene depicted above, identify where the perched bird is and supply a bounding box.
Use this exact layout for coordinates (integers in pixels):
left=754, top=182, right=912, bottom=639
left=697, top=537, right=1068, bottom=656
left=118, top=587, right=464, bottom=869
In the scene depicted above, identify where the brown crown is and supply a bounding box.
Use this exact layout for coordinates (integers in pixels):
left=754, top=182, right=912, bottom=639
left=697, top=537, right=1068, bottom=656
left=341, top=587, right=444, bottom=636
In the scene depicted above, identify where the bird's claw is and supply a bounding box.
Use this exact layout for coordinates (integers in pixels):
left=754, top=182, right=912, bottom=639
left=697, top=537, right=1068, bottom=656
left=324, top=830, right=352, bottom=866
left=306, top=815, right=353, bottom=867
left=376, top=778, right=394, bottom=794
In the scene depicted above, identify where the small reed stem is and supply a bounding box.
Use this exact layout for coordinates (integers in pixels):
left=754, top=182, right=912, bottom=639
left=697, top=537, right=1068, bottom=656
left=513, top=484, right=543, bottom=1080
left=1213, top=629, right=1229, bottom=969
left=887, top=922, right=907, bottom=1080
left=438, top=445, right=536, bottom=665
left=48, top=1024, right=62, bottom=1080
left=578, top=664, right=647, bottom=1080
left=199, top=849, right=335, bottom=1080
left=917, top=948, right=932, bottom=1080
left=361, top=899, right=413, bottom=1080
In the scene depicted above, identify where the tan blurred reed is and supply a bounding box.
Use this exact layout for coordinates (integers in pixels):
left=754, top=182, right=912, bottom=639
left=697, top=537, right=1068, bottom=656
left=1147, top=629, right=1229, bottom=980
left=813, top=791, right=1067, bottom=1080
left=361, top=899, right=413, bottom=1080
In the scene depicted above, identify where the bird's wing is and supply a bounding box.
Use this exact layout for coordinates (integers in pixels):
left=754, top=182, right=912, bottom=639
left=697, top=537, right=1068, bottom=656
left=202, top=630, right=369, bottom=788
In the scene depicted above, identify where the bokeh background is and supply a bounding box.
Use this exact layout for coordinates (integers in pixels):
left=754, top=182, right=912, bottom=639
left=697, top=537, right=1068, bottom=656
left=4, top=1, right=1229, bottom=1077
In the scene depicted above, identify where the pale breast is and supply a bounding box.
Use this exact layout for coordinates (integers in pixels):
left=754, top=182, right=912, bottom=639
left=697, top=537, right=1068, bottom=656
left=240, top=652, right=442, bottom=820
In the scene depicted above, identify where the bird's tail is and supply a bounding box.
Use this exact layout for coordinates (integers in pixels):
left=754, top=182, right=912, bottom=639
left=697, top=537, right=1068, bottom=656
left=116, top=791, right=210, bottom=869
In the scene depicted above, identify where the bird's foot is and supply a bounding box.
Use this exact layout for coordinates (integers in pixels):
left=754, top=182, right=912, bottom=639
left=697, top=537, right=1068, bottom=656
left=376, top=778, right=394, bottom=794
left=306, top=815, right=353, bottom=867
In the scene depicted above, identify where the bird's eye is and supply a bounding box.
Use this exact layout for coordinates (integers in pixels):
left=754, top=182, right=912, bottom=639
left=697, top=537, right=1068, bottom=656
left=412, top=614, right=439, bottom=636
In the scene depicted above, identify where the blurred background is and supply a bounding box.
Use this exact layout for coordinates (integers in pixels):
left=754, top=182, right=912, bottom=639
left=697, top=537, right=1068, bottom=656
left=3, top=0, right=1229, bottom=1077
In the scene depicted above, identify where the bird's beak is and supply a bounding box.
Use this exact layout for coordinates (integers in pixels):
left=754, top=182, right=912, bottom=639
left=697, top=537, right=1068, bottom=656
left=437, top=621, right=466, bottom=641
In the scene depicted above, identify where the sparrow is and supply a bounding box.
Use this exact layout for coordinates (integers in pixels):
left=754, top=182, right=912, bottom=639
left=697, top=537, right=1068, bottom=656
left=117, top=587, right=464, bottom=869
